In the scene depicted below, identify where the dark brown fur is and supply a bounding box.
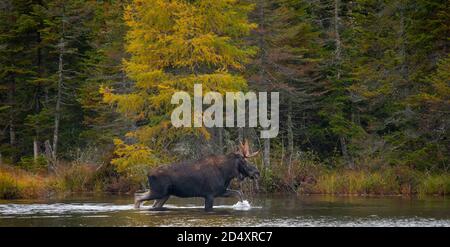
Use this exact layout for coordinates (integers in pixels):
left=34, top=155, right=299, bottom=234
left=134, top=152, right=260, bottom=211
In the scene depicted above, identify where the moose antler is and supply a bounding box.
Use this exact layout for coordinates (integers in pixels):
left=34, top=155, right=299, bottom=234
left=239, top=139, right=259, bottom=158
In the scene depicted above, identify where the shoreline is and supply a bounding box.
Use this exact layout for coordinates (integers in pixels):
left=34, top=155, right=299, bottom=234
left=1, top=164, right=449, bottom=200
left=1, top=189, right=448, bottom=201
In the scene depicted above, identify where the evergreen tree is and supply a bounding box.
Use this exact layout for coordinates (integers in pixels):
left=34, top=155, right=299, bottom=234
left=408, top=54, right=450, bottom=171
left=79, top=0, right=131, bottom=149
left=34, top=0, right=94, bottom=163
left=0, top=0, right=39, bottom=162
left=247, top=0, right=323, bottom=171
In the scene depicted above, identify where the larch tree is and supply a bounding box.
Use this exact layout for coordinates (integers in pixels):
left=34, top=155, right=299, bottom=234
left=102, top=0, right=256, bottom=177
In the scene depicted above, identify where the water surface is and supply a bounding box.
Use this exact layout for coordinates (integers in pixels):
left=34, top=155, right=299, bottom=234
left=0, top=194, right=449, bottom=226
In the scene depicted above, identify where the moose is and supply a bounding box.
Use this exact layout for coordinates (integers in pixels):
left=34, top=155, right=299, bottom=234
left=134, top=140, right=260, bottom=211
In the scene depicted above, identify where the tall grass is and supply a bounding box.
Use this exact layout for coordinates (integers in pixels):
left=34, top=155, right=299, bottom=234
left=313, top=170, right=399, bottom=195
left=0, top=160, right=142, bottom=199
left=2, top=156, right=450, bottom=199
left=311, top=169, right=450, bottom=196
left=0, top=171, right=20, bottom=199
left=418, top=174, right=450, bottom=196
left=0, top=166, right=47, bottom=199
left=50, top=163, right=98, bottom=192
left=258, top=152, right=450, bottom=196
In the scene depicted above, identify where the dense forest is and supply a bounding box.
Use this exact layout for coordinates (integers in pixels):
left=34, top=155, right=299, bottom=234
left=0, top=0, right=449, bottom=198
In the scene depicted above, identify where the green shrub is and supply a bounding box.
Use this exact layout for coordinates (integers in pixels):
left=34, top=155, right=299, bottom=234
left=17, top=155, right=47, bottom=172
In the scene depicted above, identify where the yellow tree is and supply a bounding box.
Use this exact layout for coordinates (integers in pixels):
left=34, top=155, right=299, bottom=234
left=102, top=0, right=256, bottom=176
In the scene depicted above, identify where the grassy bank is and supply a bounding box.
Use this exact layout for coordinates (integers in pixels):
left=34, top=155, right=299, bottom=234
left=1, top=162, right=449, bottom=199
left=309, top=170, right=449, bottom=196
left=0, top=166, right=48, bottom=199
left=0, top=163, right=138, bottom=199
left=259, top=157, right=450, bottom=196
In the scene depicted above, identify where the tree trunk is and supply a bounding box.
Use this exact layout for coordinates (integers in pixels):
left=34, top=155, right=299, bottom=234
left=280, top=136, right=284, bottom=168
left=44, top=140, right=55, bottom=171
left=263, top=138, right=270, bottom=170
left=33, top=138, right=39, bottom=161
left=9, top=105, right=16, bottom=148
left=8, top=76, right=17, bottom=162
left=44, top=87, right=49, bottom=104
left=8, top=78, right=16, bottom=146
left=400, top=10, right=406, bottom=77
left=334, top=0, right=342, bottom=80
left=334, top=0, right=353, bottom=168
left=53, top=40, right=63, bottom=160
left=340, top=136, right=354, bottom=169
left=399, top=0, right=409, bottom=95
left=287, top=97, right=294, bottom=169
left=33, top=19, right=43, bottom=162
left=257, top=0, right=270, bottom=170
left=217, top=127, right=223, bottom=154
left=53, top=8, right=65, bottom=161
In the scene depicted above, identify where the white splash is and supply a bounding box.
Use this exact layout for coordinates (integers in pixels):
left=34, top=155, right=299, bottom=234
left=140, top=200, right=259, bottom=211
left=232, top=200, right=252, bottom=211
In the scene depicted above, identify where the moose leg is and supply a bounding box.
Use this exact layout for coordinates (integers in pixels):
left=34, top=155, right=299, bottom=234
left=134, top=191, right=164, bottom=209
left=204, top=196, right=214, bottom=212
left=221, top=189, right=244, bottom=202
left=152, top=196, right=170, bottom=208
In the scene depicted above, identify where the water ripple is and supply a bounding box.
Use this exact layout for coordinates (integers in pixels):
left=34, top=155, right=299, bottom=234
left=0, top=202, right=449, bottom=226
left=0, top=203, right=133, bottom=215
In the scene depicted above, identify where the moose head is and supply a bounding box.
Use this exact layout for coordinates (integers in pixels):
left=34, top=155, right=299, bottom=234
left=235, top=140, right=260, bottom=180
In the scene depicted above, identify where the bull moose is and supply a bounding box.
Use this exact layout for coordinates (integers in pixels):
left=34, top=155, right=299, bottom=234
left=134, top=140, right=260, bottom=211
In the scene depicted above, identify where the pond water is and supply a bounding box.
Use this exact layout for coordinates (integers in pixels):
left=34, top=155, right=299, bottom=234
left=0, top=194, right=449, bottom=227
